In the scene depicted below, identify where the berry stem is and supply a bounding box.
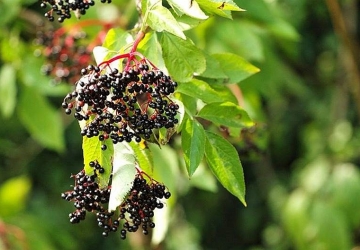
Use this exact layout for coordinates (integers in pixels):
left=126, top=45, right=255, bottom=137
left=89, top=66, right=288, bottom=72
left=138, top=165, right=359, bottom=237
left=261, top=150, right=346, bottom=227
left=130, top=30, right=145, bottom=54
left=98, top=53, right=131, bottom=68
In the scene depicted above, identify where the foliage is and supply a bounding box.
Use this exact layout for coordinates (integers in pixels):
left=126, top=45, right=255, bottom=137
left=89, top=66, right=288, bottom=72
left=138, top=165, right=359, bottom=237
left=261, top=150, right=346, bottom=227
left=1, top=0, right=360, bottom=249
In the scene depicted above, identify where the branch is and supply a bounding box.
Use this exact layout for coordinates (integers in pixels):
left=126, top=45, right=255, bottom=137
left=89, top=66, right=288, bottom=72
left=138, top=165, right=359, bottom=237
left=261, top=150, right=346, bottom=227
left=325, top=0, right=360, bottom=120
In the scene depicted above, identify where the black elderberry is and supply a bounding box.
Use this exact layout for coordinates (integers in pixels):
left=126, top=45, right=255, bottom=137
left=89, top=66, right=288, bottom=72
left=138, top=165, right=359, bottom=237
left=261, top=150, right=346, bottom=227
left=40, top=0, right=112, bottom=22
left=62, top=60, right=179, bottom=144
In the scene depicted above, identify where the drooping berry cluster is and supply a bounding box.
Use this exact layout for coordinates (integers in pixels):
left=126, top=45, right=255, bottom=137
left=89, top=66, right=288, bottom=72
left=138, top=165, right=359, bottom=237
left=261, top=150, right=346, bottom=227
left=117, top=175, right=171, bottom=239
left=34, top=27, right=93, bottom=84
left=62, top=60, right=179, bottom=143
left=40, top=0, right=112, bottom=22
left=61, top=162, right=171, bottom=238
left=61, top=169, right=111, bottom=225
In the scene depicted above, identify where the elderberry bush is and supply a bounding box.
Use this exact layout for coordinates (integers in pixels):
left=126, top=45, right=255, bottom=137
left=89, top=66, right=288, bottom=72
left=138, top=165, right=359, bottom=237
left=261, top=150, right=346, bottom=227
left=34, top=26, right=93, bottom=84
left=40, top=0, right=112, bottom=22
left=62, top=61, right=179, bottom=143
left=61, top=162, right=171, bottom=238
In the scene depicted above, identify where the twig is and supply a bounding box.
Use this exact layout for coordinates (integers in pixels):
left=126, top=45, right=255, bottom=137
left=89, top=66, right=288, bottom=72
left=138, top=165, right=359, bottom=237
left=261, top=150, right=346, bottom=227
left=325, top=0, right=360, bottom=120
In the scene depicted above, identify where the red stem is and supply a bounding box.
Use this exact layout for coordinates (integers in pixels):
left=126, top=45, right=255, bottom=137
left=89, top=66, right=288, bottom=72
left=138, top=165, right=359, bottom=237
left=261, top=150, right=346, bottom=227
left=130, top=30, right=145, bottom=53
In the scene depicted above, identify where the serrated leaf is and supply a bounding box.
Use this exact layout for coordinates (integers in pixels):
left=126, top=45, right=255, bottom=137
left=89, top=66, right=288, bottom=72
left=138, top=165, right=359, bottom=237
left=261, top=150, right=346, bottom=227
left=160, top=32, right=206, bottom=82
left=18, top=86, right=64, bottom=152
left=108, top=142, right=137, bottom=212
left=0, top=64, right=16, bottom=118
left=83, top=136, right=114, bottom=188
left=182, top=118, right=206, bottom=176
left=197, top=101, right=254, bottom=127
left=102, top=28, right=133, bottom=52
left=147, top=5, right=186, bottom=39
left=213, top=53, right=260, bottom=83
left=196, top=0, right=244, bottom=19
left=204, top=131, right=246, bottom=205
left=167, top=0, right=208, bottom=19
left=176, top=79, right=237, bottom=104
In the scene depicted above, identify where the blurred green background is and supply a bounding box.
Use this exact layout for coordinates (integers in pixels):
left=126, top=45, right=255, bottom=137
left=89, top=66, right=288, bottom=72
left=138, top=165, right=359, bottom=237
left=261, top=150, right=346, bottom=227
left=1, top=0, right=360, bottom=249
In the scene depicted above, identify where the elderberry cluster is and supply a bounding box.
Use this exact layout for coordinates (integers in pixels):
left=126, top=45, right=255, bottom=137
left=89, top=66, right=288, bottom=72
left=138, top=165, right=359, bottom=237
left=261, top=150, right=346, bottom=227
left=117, top=175, right=171, bottom=239
left=62, top=62, right=179, bottom=143
left=40, top=0, right=112, bottom=22
left=61, top=169, right=111, bottom=225
left=61, top=162, right=171, bottom=238
left=34, top=27, right=93, bottom=84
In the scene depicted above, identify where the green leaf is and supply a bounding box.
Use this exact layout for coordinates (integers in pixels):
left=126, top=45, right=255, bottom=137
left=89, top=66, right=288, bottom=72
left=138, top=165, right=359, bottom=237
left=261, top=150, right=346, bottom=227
left=147, top=5, right=186, bottom=39
left=200, top=53, right=228, bottom=79
left=108, top=142, right=137, bottom=211
left=167, top=0, right=208, bottom=19
left=174, top=12, right=206, bottom=31
left=268, top=19, right=300, bottom=41
left=20, top=56, right=73, bottom=96
left=129, top=141, right=154, bottom=174
left=83, top=136, right=114, bottom=188
left=182, top=118, right=206, bottom=176
left=174, top=92, right=197, bottom=117
left=204, top=131, right=246, bottom=205
left=213, top=53, right=260, bottom=83
left=207, top=21, right=265, bottom=62
left=0, top=1, right=21, bottom=24
left=102, top=28, right=133, bottom=52
left=138, top=31, right=166, bottom=71
left=197, top=101, right=254, bottom=127
left=18, top=86, right=64, bottom=152
left=173, top=97, right=186, bottom=133
left=196, top=0, right=244, bottom=19
left=176, top=79, right=237, bottom=104
left=160, top=32, right=206, bottom=82
left=0, top=175, right=31, bottom=217
left=0, top=64, right=16, bottom=118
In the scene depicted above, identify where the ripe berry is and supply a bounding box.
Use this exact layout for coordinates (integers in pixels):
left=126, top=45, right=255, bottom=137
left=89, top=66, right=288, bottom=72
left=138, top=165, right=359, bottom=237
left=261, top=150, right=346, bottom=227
left=40, top=0, right=112, bottom=22
left=62, top=61, right=179, bottom=144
